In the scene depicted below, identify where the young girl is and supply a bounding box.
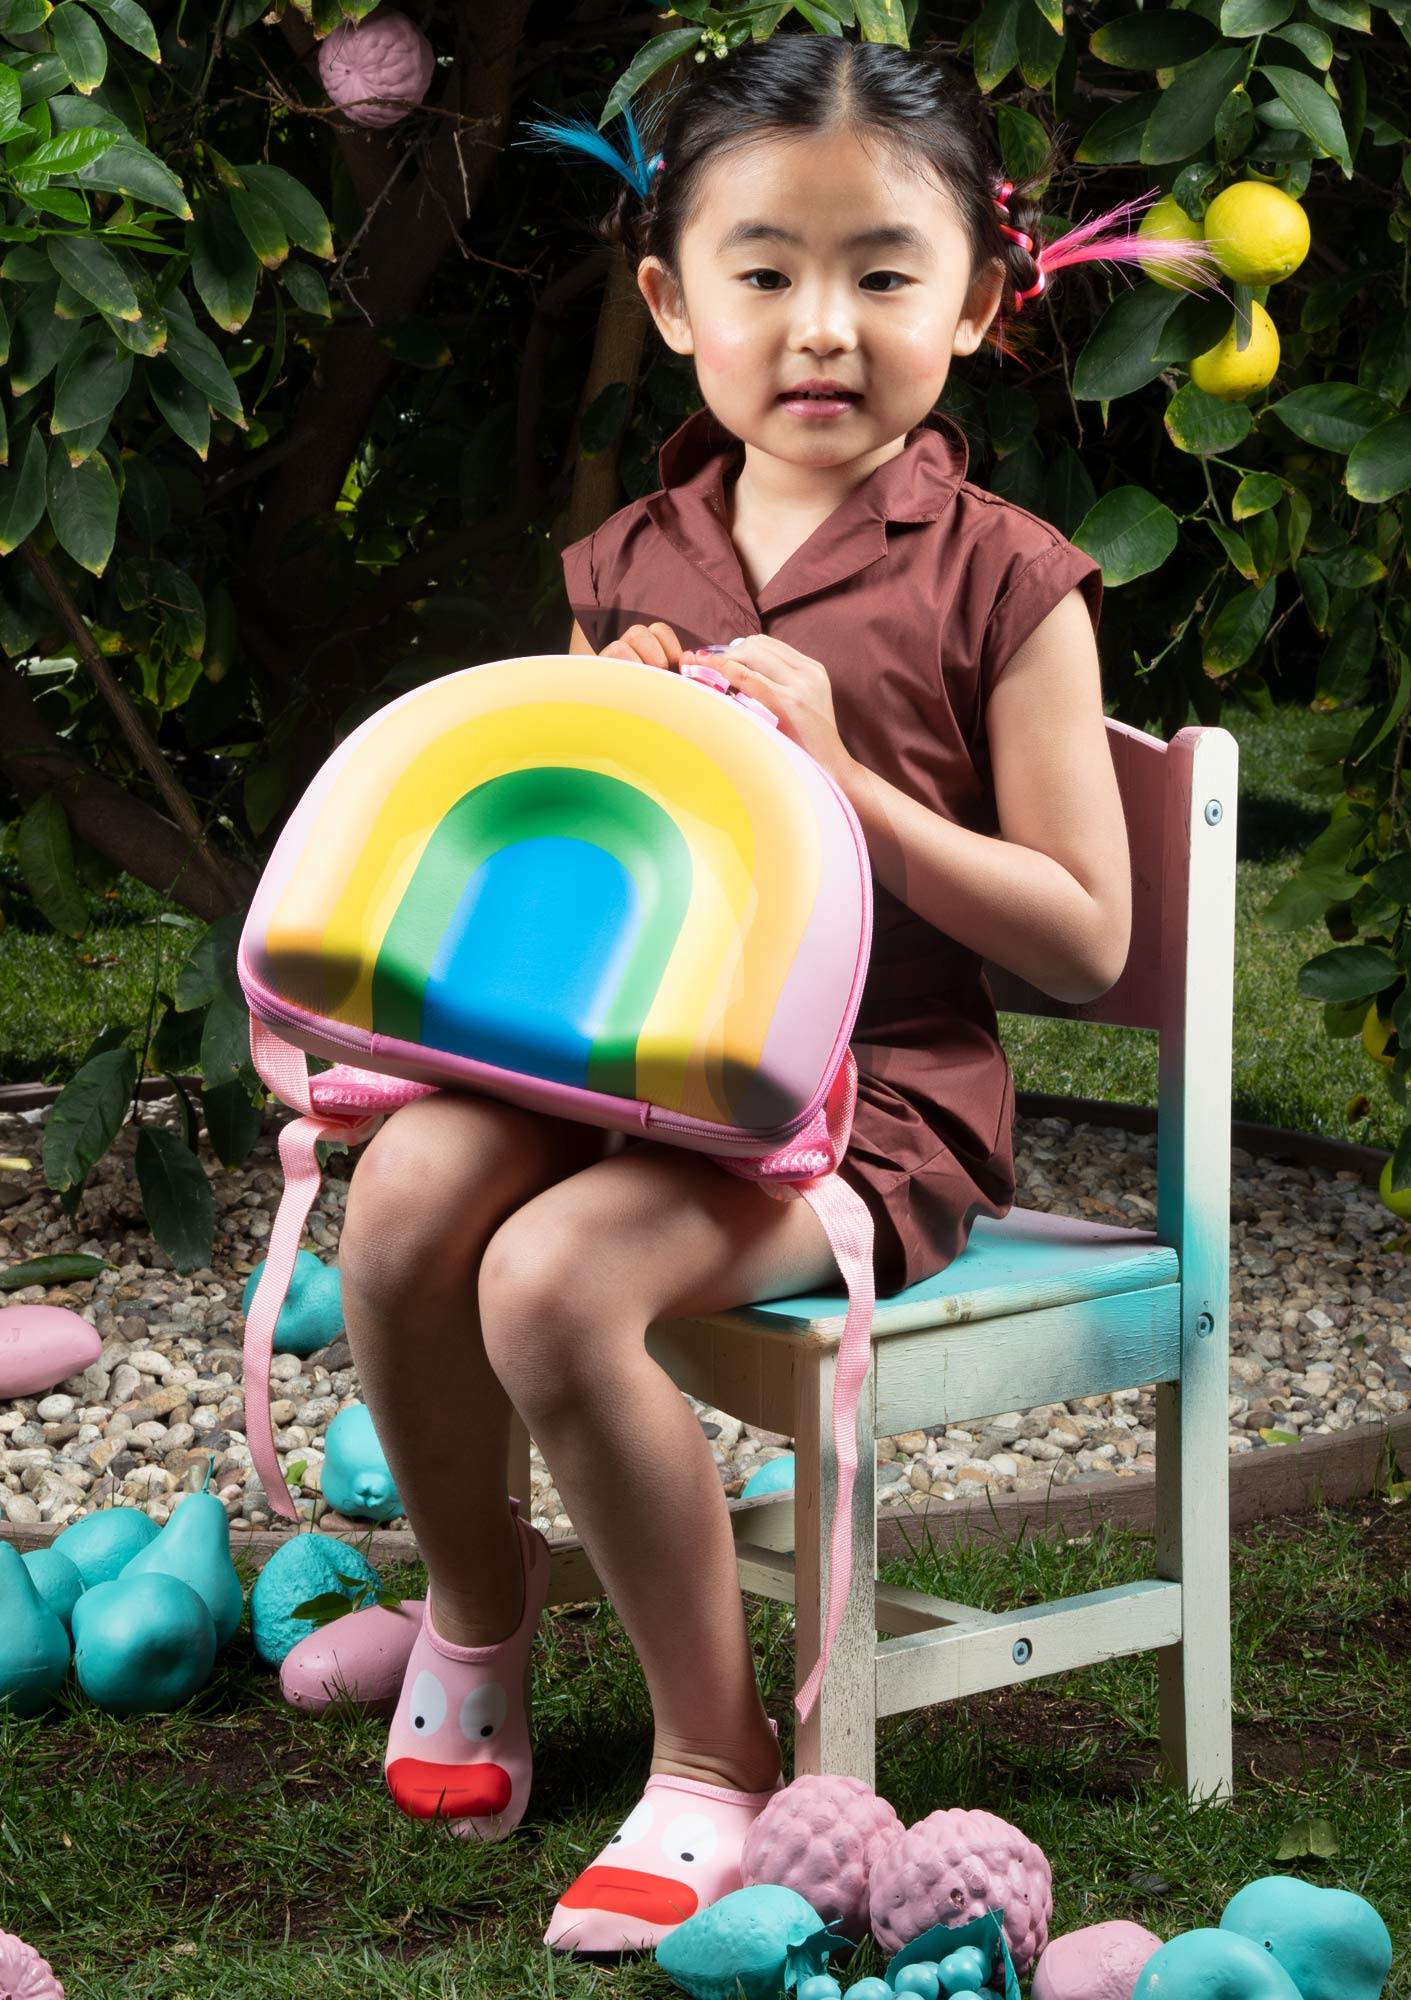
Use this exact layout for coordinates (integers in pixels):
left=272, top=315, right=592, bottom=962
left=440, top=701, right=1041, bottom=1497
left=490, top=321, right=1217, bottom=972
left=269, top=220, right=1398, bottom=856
left=337, top=32, right=1212, bottom=1961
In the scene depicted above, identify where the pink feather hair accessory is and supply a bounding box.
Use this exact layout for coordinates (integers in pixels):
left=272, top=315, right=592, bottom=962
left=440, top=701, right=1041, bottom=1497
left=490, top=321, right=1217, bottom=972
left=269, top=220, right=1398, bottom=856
left=994, top=184, right=1222, bottom=313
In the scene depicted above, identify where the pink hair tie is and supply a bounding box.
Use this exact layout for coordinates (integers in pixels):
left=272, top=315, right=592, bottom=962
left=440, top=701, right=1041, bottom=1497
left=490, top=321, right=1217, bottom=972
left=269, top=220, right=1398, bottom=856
left=992, top=178, right=1044, bottom=310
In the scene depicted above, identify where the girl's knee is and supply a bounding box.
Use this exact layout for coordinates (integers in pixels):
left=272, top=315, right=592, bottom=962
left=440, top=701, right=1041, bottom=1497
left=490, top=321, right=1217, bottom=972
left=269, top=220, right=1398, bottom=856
left=477, top=1212, right=619, bottom=1413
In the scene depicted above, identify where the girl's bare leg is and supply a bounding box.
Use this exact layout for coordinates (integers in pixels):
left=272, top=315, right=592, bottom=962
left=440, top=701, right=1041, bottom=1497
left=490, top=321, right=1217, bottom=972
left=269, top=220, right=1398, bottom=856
left=336, top=1093, right=608, bottom=1645
left=476, top=1143, right=840, bottom=1794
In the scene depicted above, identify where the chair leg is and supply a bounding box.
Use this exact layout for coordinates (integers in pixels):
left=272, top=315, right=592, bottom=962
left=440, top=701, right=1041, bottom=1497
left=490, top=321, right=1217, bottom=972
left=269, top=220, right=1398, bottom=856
left=792, top=1347, right=877, bottom=1785
left=1154, top=1371, right=1234, bottom=1804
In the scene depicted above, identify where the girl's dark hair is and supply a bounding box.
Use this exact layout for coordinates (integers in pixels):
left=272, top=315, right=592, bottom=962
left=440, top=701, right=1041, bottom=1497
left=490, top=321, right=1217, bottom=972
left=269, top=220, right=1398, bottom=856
left=523, top=34, right=1216, bottom=356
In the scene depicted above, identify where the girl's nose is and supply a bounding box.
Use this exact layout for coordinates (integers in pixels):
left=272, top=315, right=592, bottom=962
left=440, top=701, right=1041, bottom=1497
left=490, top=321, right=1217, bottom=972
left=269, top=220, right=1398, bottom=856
left=786, top=283, right=859, bottom=356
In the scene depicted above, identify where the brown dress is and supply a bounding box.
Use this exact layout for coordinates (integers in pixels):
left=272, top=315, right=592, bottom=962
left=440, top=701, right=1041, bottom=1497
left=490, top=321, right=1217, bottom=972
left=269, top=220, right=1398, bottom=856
left=560, top=404, right=1103, bottom=1296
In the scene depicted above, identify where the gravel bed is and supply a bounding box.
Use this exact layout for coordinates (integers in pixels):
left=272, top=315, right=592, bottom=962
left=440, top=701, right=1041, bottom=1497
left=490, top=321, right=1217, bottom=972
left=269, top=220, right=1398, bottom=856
left=0, top=1097, right=1407, bottom=1541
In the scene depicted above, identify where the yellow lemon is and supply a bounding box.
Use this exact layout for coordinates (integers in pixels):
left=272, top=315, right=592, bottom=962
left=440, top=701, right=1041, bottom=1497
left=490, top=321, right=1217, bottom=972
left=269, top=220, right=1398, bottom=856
left=1202, top=180, right=1310, bottom=286
left=1363, top=1003, right=1398, bottom=1070
left=1137, top=195, right=1203, bottom=292
left=1189, top=300, right=1280, bottom=401
left=1379, top=1158, right=1411, bottom=1220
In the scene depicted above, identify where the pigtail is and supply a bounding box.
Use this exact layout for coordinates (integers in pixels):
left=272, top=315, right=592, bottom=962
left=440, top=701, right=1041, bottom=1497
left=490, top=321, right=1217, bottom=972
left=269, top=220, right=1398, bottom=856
left=517, top=102, right=667, bottom=265
left=1014, top=186, right=1221, bottom=307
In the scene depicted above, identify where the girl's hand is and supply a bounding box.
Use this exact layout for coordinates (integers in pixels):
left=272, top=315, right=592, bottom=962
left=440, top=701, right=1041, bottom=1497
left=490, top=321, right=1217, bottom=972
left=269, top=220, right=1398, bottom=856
left=599, top=622, right=686, bottom=670
left=681, top=636, right=857, bottom=788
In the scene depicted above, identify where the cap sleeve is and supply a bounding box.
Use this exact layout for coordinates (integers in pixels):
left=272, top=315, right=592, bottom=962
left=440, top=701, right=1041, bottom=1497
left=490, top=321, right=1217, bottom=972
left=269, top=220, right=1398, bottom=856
left=560, top=527, right=598, bottom=630
left=980, top=535, right=1103, bottom=711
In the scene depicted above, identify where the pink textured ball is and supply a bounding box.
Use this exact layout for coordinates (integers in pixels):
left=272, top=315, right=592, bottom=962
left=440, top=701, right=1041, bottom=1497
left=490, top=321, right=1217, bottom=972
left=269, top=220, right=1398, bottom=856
left=317, top=11, right=435, bottom=129
left=740, top=1774, right=904, bottom=1940
left=867, top=1806, right=1052, bottom=1973
left=1032, top=1920, right=1164, bottom=2000
left=0, top=1930, right=65, bottom=1998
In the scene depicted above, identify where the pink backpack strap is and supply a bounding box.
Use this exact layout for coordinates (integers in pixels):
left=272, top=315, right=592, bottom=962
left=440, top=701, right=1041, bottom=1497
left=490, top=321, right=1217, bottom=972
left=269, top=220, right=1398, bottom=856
left=243, top=1017, right=436, bottom=1521
left=715, top=1050, right=876, bottom=1725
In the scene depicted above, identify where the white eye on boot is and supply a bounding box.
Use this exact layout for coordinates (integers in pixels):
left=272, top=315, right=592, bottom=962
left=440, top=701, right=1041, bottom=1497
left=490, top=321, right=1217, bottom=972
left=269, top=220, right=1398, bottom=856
left=661, top=1813, right=718, bottom=1867
left=458, top=1681, right=508, bottom=1742
left=408, top=1669, right=446, bottom=1733
left=607, top=1797, right=655, bottom=1850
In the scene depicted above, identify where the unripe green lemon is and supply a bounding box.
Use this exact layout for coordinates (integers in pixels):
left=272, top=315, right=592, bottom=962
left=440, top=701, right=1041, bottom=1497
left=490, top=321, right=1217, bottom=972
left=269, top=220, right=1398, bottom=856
left=1137, top=195, right=1202, bottom=292
left=1363, top=1003, right=1397, bottom=1071
left=1202, top=180, right=1310, bottom=286
left=1189, top=301, right=1280, bottom=401
left=1379, top=1157, right=1411, bottom=1220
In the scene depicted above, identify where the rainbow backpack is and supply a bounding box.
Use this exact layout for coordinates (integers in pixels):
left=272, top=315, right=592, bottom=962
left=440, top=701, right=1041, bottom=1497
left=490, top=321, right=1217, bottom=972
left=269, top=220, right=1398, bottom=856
left=237, top=652, right=876, bottom=1721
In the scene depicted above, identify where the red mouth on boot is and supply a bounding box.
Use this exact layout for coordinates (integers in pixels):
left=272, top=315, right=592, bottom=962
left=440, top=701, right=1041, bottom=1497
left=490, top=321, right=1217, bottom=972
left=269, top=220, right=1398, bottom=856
left=386, top=1756, right=513, bottom=1818
left=558, top=1865, right=700, bottom=1924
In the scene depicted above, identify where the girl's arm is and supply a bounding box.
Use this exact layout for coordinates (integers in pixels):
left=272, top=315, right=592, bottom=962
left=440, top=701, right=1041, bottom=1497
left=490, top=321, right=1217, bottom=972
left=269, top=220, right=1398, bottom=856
left=841, top=588, right=1133, bottom=1007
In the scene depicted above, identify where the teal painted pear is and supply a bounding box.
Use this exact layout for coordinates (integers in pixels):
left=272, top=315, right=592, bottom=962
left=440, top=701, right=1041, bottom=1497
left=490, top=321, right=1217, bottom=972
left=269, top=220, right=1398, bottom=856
left=0, top=1542, right=71, bottom=1717
left=51, top=1504, right=157, bottom=1588
left=321, top=1402, right=403, bottom=1522
left=1132, top=1929, right=1304, bottom=1999
left=1221, top=1876, right=1393, bottom=2000
left=249, top=1531, right=381, bottom=1666
left=22, top=1546, right=86, bottom=1633
left=119, top=1463, right=244, bottom=1649
left=242, top=1248, right=344, bottom=1354
left=71, top=1570, right=216, bottom=1715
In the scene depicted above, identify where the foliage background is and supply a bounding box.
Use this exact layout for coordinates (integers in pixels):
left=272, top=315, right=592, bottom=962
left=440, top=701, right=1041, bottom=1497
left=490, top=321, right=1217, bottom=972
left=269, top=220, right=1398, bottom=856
left=0, top=0, right=1407, bottom=1268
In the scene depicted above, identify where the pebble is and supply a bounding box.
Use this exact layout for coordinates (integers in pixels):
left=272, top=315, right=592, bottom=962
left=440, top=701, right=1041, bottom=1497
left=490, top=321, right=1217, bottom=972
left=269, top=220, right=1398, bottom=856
left=0, top=1099, right=1405, bottom=1533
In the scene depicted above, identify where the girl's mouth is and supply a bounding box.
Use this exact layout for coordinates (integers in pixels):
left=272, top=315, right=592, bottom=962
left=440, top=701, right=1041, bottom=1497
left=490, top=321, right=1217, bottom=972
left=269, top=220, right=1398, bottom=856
left=776, top=389, right=861, bottom=418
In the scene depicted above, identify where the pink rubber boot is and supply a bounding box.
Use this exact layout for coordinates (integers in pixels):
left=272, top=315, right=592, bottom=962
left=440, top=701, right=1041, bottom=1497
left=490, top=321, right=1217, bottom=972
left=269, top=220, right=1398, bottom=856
left=545, top=1730, right=785, bottom=1957
left=383, top=1497, right=550, bottom=1841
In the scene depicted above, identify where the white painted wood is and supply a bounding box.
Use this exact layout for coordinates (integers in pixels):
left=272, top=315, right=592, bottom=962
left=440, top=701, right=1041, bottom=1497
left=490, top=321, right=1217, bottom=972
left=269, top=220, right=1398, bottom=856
left=733, top=1539, right=999, bottom=1638
left=876, top=1579, right=1183, bottom=1713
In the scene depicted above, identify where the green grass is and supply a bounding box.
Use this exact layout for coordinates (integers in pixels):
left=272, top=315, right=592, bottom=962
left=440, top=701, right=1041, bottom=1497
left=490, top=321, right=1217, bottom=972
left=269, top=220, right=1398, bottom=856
left=2, top=1497, right=1406, bottom=1998
left=0, top=703, right=1400, bottom=1150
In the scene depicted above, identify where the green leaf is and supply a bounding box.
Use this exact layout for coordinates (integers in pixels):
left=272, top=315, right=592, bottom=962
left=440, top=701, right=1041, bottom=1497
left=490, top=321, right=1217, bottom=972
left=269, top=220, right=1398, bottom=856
left=46, top=231, right=139, bottom=317
left=0, top=426, right=49, bottom=552
left=187, top=194, right=258, bottom=332
left=8, top=279, right=84, bottom=394
left=853, top=0, right=909, bottom=41
left=134, top=1123, right=214, bottom=1274
left=1345, top=414, right=1411, bottom=502
left=1204, top=578, right=1276, bottom=672
left=1072, top=484, right=1179, bottom=586
left=1358, top=312, right=1411, bottom=406
left=1165, top=381, right=1253, bottom=455
left=43, top=1045, right=135, bottom=1193
left=1091, top=10, right=1216, bottom=66
left=1015, top=0, right=1065, bottom=85
left=14, top=124, right=117, bottom=177
left=973, top=0, right=1022, bottom=92
left=0, top=59, right=21, bottom=132
left=198, top=988, right=249, bottom=1091
left=280, top=260, right=329, bottom=318
left=1041, top=440, right=1097, bottom=537
left=1259, top=1427, right=1302, bottom=1445
left=1141, top=45, right=1251, bottom=164
left=1295, top=557, right=1330, bottom=630
left=1307, top=0, right=1369, bottom=25
left=50, top=2, right=107, bottom=93
left=599, top=28, right=702, bottom=128
left=1308, top=543, right=1385, bottom=588
left=1259, top=864, right=1368, bottom=930
left=1076, top=92, right=1160, bottom=164
left=1222, top=0, right=1293, bottom=32
left=46, top=431, right=116, bottom=571
left=161, top=288, right=245, bottom=425
left=1316, top=598, right=1377, bottom=701
left=50, top=319, right=131, bottom=432
left=1073, top=281, right=1181, bottom=399
left=986, top=383, right=1039, bottom=456
left=81, top=0, right=160, bottom=60
left=1269, top=382, right=1384, bottom=452
left=1232, top=471, right=1284, bottom=518
left=17, top=788, right=87, bottom=935
left=147, top=357, right=209, bottom=458
left=75, top=138, right=192, bottom=219
left=995, top=102, right=1050, bottom=183
left=1208, top=518, right=1259, bottom=580
left=1152, top=292, right=1233, bottom=364
left=1269, top=21, right=1333, bottom=66
left=173, top=912, right=244, bottom=1011
left=202, top=1076, right=263, bottom=1169
left=235, top=162, right=333, bottom=261
left=0, top=1251, right=107, bottom=1291
left=1298, top=942, right=1400, bottom=1001
left=1260, top=64, right=1352, bottom=172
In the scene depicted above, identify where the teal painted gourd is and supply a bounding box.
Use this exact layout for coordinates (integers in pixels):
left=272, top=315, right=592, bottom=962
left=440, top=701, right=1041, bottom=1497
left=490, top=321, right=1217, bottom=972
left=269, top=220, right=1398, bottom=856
left=656, top=1884, right=826, bottom=2000
left=21, top=1546, right=85, bottom=1632
left=242, top=1248, right=344, bottom=1355
left=51, top=1504, right=158, bottom=1588
left=1131, top=1929, right=1303, bottom=1999
left=249, top=1531, right=381, bottom=1666
left=1220, top=1876, right=1393, bottom=2000
left=71, top=1570, right=217, bottom=1716
left=119, top=1471, right=244, bottom=1649
left=321, top=1402, right=403, bottom=1522
left=0, top=1542, right=71, bottom=1717
left=741, top=1453, right=795, bottom=1499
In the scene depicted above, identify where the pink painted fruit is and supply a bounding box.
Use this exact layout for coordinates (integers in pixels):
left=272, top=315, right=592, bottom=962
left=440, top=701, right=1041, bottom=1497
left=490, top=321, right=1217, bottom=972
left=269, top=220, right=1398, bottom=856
left=740, top=1774, right=904, bottom=1940
left=0, top=1304, right=101, bottom=1400
left=0, top=1929, right=65, bottom=1998
left=1033, top=1920, right=1165, bottom=2000
left=317, top=11, right=435, bottom=129
left=868, top=1806, right=1053, bottom=1973
left=280, top=1596, right=425, bottom=1714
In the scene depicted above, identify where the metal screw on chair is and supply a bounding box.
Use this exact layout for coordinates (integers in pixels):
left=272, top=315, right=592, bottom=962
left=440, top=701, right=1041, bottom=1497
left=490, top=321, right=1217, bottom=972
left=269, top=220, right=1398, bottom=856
left=1204, top=800, right=1223, bottom=824
left=1012, top=1637, right=1032, bottom=1665
left=1197, top=1311, right=1214, bottom=1337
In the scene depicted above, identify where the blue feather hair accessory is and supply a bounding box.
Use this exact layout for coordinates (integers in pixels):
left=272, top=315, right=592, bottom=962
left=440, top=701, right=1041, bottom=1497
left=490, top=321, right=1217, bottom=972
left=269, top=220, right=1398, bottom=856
left=518, top=102, right=664, bottom=200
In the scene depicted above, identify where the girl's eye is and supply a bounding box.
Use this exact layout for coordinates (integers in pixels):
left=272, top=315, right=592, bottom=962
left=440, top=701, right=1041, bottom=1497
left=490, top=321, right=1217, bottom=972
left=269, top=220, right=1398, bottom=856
left=741, top=269, right=788, bottom=291
left=860, top=271, right=911, bottom=292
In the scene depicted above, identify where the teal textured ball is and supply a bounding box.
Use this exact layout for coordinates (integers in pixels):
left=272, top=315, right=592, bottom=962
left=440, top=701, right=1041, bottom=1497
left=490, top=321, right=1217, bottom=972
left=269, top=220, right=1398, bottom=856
left=21, top=1546, right=86, bottom=1631
left=321, top=1403, right=403, bottom=1522
left=72, top=1571, right=217, bottom=1715
left=242, top=1249, right=344, bottom=1355
left=51, top=1505, right=158, bottom=1588
left=938, top=1945, right=990, bottom=1993
left=1221, top=1875, right=1393, bottom=2000
left=846, top=1982, right=892, bottom=1999
left=249, top=1532, right=380, bottom=1666
left=741, top=1452, right=795, bottom=1499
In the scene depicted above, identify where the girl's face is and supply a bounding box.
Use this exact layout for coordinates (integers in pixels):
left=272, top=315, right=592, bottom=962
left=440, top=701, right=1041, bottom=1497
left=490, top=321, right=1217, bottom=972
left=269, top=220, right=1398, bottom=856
left=638, top=124, right=1004, bottom=475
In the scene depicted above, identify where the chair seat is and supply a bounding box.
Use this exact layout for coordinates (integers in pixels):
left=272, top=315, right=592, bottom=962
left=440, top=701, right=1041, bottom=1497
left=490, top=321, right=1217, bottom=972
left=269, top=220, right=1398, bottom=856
left=721, top=1204, right=1180, bottom=1340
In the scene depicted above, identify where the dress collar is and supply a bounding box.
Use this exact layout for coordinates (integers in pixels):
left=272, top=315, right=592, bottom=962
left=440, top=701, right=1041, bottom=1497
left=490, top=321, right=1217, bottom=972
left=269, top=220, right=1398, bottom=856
left=643, top=402, right=970, bottom=625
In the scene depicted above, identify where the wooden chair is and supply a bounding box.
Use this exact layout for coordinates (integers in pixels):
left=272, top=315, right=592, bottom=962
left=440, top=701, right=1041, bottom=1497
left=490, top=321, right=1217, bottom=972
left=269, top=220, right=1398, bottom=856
left=511, top=718, right=1239, bottom=1806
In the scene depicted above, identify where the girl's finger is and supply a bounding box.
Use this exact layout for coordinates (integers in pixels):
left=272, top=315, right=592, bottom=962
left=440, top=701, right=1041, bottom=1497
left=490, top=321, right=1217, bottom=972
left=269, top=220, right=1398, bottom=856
left=646, top=621, right=686, bottom=667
